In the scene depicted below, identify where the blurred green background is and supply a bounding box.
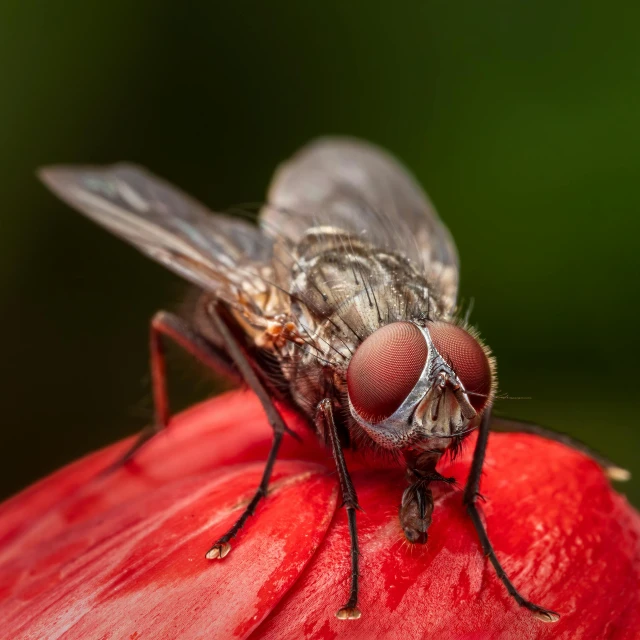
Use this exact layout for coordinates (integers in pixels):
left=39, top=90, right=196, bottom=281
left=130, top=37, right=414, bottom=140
left=1, top=2, right=638, bottom=506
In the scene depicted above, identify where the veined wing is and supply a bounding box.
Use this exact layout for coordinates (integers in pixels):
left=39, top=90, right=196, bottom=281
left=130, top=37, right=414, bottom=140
left=261, top=137, right=459, bottom=311
left=38, top=164, right=284, bottom=319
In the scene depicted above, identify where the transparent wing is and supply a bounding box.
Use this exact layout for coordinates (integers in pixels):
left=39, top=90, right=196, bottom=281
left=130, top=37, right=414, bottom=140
left=261, top=137, right=459, bottom=308
left=39, top=164, right=280, bottom=314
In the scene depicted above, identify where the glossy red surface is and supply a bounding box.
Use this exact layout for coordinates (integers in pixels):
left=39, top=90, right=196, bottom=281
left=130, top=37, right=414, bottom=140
left=0, top=390, right=638, bottom=639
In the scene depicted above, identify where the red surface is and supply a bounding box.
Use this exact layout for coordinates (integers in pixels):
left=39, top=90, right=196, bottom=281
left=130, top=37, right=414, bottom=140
left=0, top=389, right=639, bottom=639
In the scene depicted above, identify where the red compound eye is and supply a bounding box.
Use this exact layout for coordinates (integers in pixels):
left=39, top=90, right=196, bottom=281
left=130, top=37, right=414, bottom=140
left=427, top=322, right=493, bottom=411
left=347, top=322, right=427, bottom=424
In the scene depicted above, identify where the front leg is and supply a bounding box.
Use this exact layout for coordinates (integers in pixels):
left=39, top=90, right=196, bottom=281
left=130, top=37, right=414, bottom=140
left=316, top=398, right=362, bottom=620
left=464, top=407, right=560, bottom=623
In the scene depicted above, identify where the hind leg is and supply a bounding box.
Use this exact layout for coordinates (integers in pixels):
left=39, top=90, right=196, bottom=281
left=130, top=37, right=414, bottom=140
left=105, top=310, right=240, bottom=471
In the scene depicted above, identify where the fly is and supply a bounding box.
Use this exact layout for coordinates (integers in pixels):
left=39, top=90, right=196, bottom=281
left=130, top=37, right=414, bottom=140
left=39, top=137, right=630, bottom=622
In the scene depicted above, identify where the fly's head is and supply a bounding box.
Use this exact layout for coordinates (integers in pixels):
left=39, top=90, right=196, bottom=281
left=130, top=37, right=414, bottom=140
left=346, top=320, right=496, bottom=451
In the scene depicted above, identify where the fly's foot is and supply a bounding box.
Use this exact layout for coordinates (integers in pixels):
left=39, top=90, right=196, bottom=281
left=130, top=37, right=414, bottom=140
left=336, top=606, right=362, bottom=620
left=528, top=604, right=560, bottom=623
left=205, top=542, right=231, bottom=560
left=533, top=610, right=561, bottom=624
left=606, top=466, right=631, bottom=482
left=101, top=424, right=161, bottom=476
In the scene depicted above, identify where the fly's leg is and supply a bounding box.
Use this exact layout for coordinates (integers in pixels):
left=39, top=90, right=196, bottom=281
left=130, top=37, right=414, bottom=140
left=464, top=407, right=560, bottom=623
left=490, top=415, right=630, bottom=482
left=205, top=429, right=282, bottom=560
left=204, top=304, right=291, bottom=560
left=316, top=398, right=362, bottom=620
left=105, top=310, right=240, bottom=471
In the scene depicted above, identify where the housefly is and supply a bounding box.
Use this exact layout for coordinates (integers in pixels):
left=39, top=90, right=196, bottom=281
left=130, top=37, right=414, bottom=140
left=39, top=138, right=629, bottom=622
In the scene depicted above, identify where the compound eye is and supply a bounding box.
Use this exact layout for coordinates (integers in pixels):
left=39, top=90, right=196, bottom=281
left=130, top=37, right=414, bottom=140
left=427, top=322, right=493, bottom=411
left=347, top=322, right=427, bottom=424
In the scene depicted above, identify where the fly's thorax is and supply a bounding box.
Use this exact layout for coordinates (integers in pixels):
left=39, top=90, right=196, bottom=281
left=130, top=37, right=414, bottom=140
left=285, top=226, right=451, bottom=357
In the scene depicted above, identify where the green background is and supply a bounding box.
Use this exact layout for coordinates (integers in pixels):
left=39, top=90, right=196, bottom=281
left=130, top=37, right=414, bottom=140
left=1, top=2, right=638, bottom=506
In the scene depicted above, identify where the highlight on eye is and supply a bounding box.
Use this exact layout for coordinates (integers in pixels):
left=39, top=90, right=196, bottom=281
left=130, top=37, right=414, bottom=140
left=347, top=321, right=428, bottom=424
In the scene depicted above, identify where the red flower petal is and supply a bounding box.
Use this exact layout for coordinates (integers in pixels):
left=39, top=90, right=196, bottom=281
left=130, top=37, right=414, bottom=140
left=2, top=461, right=337, bottom=638
left=258, top=437, right=640, bottom=639
left=0, top=391, right=319, bottom=560
left=0, top=390, right=639, bottom=639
